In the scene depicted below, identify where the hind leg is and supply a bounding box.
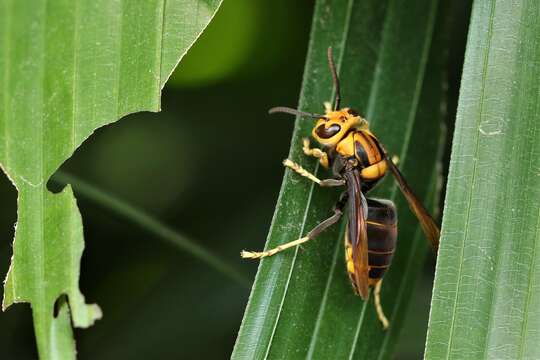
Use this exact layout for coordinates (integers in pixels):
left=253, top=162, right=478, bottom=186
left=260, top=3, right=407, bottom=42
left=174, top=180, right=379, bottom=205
left=374, top=279, right=389, bottom=329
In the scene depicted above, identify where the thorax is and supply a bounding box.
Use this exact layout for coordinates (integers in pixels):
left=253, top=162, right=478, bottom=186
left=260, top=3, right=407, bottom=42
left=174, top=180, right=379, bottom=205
left=330, top=129, right=388, bottom=191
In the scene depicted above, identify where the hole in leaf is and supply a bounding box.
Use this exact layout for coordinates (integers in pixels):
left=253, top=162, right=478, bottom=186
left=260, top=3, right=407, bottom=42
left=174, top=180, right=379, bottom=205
left=53, top=294, right=69, bottom=318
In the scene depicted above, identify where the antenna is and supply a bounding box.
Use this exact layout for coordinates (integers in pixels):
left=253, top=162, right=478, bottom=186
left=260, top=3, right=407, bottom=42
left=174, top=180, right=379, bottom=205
left=268, top=107, right=324, bottom=119
left=327, top=47, right=341, bottom=110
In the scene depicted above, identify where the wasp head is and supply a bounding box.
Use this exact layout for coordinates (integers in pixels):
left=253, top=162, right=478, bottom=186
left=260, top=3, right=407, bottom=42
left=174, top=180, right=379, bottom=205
left=312, top=108, right=368, bottom=147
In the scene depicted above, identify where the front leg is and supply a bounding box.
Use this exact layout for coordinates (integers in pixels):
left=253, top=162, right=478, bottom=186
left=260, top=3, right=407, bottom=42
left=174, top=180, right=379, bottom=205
left=283, top=159, right=345, bottom=187
left=303, top=138, right=329, bottom=168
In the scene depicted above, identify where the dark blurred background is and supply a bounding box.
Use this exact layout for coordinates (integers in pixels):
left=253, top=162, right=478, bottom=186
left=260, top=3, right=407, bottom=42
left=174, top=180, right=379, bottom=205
left=0, top=0, right=470, bottom=358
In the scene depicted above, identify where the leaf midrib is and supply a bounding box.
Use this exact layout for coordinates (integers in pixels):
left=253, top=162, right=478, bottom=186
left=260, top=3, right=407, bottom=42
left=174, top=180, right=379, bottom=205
left=36, top=0, right=47, bottom=342
left=68, top=0, right=81, bottom=306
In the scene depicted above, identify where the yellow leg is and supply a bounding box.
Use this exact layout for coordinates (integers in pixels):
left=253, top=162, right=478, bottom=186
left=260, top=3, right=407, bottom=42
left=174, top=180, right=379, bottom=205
left=302, top=138, right=329, bottom=168
left=242, top=207, right=344, bottom=260
left=374, top=280, right=389, bottom=330
left=283, top=159, right=344, bottom=187
left=241, top=236, right=310, bottom=259
left=283, top=159, right=321, bottom=184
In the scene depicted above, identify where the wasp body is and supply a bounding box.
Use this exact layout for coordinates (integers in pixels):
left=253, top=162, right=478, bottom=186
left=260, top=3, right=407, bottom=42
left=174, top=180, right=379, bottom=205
left=242, top=47, right=440, bottom=329
left=310, top=107, right=397, bottom=292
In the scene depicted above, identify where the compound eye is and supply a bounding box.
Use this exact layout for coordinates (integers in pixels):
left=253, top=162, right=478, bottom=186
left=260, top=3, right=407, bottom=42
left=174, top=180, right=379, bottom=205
left=316, top=124, right=341, bottom=138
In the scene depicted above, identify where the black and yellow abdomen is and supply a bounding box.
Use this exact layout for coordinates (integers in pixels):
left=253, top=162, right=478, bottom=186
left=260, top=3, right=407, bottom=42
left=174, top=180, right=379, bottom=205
left=346, top=198, right=397, bottom=289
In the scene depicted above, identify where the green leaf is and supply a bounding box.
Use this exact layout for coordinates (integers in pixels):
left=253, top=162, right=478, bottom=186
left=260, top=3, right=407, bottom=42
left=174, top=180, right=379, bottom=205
left=426, top=1, right=540, bottom=358
left=0, top=0, right=222, bottom=358
left=233, top=0, right=445, bottom=358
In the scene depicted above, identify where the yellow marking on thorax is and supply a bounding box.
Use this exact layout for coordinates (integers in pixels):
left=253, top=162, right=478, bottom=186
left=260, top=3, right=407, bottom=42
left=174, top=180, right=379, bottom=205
left=361, top=160, right=387, bottom=180
left=336, top=131, right=356, bottom=158
left=355, top=132, right=382, bottom=164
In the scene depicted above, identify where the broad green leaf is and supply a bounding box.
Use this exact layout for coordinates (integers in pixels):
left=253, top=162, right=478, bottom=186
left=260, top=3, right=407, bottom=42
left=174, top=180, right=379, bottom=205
left=0, top=0, right=222, bottom=358
left=426, top=1, right=540, bottom=358
left=233, top=0, right=445, bottom=358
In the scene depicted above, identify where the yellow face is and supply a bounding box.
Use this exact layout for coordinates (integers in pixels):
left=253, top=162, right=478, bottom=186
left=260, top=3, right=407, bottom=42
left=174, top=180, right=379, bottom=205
left=312, top=108, right=368, bottom=147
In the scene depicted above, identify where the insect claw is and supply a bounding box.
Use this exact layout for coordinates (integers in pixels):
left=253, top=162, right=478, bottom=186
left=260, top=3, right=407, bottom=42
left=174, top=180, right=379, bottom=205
left=240, top=250, right=259, bottom=259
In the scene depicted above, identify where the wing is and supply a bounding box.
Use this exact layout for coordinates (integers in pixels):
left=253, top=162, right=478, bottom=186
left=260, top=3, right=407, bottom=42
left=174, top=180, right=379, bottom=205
left=343, top=168, right=370, bottom=300
left=385, top=157, right=440, bottom=252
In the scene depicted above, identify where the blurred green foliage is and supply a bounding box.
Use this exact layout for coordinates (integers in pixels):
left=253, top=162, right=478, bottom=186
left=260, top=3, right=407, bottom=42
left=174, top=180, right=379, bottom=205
left=168, top=0, right=312, bottom=86
left=168, top=0, right=258, bottom=86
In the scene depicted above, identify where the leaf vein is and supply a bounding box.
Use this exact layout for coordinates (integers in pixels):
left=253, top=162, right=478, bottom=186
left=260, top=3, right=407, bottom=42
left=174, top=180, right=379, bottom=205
left=446, top=1, right=497, bottom=358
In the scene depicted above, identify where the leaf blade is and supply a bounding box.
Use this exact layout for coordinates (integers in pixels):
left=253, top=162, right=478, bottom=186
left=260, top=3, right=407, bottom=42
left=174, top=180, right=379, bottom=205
left=0, top=0, right=222, bottom=358
left=233, top=0, right=445, bottom=358
left=426, top=0, right=540, bottom=358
